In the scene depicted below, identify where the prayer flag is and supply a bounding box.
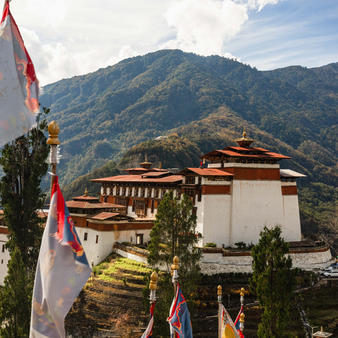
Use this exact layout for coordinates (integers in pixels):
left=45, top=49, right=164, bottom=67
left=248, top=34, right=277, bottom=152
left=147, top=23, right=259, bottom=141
left=234, top=305, right=244, bottom=338
left=141, top=302, right=155, bottom=338
left=30, top=176, right=91, bottom=338
left=219, top=304, right=240, bottom=338
left=0, top=1, right=39, bottom=147
left=168, top=283, right=193, bottom=338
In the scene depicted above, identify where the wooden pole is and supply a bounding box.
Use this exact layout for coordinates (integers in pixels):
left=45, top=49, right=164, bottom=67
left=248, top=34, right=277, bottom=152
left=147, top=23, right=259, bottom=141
left=46, top=121, right=60, bottom=195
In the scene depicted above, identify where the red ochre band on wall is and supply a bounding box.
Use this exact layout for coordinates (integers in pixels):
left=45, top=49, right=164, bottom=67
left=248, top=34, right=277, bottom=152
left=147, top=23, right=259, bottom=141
left=201, top=185, right=231, bottom=195
left=281, top=186, right=298, bottom=195
left=224, top=167, right=280, bottom=180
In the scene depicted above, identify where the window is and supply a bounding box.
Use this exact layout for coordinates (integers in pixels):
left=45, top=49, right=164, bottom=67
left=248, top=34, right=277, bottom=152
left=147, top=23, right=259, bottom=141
left=136, top=234, right=144, bottom=245
left=147, top=188, right=152, bottom=198
left=140, top=188, right=145, bottom=197
left=96, top=235, right=99, bottom=244
left=154, top=189, right=159, bottom=198
left=84, top=232, right=88, bottom=241
left=121, top=186, right=126, bottom=196
left=151, top=199, right=155, bottom=213
left=2, top=245, right=5, bottom=253
left=1, top=259, right=3, bottom=264
left=186, top=176, right=195, bottom=184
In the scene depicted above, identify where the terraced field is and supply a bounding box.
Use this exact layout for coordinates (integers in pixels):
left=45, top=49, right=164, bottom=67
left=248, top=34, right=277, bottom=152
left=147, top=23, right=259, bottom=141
left=66, top=254, right=151, bottom=337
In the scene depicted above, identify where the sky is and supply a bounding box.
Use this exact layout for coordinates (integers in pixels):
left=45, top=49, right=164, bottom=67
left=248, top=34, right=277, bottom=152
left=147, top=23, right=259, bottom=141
left=4, top=0, right=338, bottom=86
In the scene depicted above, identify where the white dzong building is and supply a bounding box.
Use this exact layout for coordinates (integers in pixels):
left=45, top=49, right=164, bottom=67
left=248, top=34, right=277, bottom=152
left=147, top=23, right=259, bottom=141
left=180, top=131, right=304, bottom=247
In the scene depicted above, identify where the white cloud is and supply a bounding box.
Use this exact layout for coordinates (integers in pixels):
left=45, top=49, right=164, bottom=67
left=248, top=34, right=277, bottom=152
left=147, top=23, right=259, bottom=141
left=162, top=0, right=280, bottom=58
left=4, top=0, right=335, bottom=84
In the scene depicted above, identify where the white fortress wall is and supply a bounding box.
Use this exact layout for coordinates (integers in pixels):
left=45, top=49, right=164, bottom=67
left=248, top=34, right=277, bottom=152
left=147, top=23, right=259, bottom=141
left=201, top=193, right=231, bottom=247
left=76, top=227, right=115, bottom=266
left=230, top=180, right=285, bottom=245
left=76, top=226, right=152, bottom=266
left=0, top=233, right=10, bottom=285
left=282, top=194, right=302, bottom=241
left=200, top=178, right=232, bottom=247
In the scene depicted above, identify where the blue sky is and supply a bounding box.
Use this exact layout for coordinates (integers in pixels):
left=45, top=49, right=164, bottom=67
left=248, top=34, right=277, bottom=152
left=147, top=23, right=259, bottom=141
left=5, top=0, right=338, bottom=85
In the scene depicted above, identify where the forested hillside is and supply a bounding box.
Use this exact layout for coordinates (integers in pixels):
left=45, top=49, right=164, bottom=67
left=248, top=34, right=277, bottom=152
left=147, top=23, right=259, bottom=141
left=39, top=50, right=337, bottom=246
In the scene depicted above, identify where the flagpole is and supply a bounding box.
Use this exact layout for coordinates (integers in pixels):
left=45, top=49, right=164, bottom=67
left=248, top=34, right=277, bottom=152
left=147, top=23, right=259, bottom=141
left=171, top=256, right=179, bottom=296
left=217, top=285, right=222, bottom=338
left=239, top=288, right=245, bottom=333
left=47, top=121, right=60, bottom=195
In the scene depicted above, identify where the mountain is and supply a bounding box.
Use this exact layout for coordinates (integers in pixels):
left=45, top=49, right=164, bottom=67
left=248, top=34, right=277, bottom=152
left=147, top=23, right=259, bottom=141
left=39, top=50, right=337, bottom=186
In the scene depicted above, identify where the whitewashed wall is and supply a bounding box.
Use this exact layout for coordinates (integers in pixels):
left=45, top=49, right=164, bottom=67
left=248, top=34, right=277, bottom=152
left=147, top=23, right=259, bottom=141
left=75, top=227, right=151, bottom=266
left=0, top=233, right=10, bottom=285
left=230, top=180, right=285, bottom=245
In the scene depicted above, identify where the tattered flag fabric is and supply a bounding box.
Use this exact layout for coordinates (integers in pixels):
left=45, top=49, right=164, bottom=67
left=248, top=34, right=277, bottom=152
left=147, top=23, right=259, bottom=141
left=0, top=1, right=39, bottom=147
left=30, top=176, right=91, bottom=338
left=219, top=304, right=240, bottom=338
left=141, top=302, right=155, bottom=338
left=234, top=305, right=244, bottom=338
left=168, top=283, right=193, bottom=338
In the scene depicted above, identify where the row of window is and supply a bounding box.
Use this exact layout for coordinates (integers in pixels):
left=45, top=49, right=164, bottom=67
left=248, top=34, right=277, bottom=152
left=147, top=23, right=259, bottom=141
left=102, top=186, right=181, bottom=199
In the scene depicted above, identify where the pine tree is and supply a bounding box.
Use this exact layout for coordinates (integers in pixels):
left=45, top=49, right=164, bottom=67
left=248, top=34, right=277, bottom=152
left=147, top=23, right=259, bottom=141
left=250, top=226, right=296, bottom=338
left=147, top=191, right=201, bottom=335
left=0, top=246, right=31, bottom=337
left=0, top=108, right=49, bottom=267
left=0, top=108, right=49, bottom=336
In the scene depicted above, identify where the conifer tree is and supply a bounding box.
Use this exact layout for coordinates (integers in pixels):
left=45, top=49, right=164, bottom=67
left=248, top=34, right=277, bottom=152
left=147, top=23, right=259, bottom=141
left=0, top=246, right=31, bottom=337
left=147, top=191, right=201, bottom=335
left=0, top=108, right=49, bottom=336
left=250, top=226, right=295, bottom=338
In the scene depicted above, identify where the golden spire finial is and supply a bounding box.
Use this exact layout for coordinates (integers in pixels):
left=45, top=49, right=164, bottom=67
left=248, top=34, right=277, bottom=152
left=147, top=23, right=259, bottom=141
left=47, top=121, right=60, bottom=145
left=217, top=285, right=222, bottom=296
left=240, top=287, right=245, bottom=297
left=240, top=313, right=245, bottom=323
left=235, top=128, right=253, bottom=147
left=84, top=187, right=88, bottom=196
left=171, top=256, right=179, bottom=271
left=149, top=271, right=158, bottom=290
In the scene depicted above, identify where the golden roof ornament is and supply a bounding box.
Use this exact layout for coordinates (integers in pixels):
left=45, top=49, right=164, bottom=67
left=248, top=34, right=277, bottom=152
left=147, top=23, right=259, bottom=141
left=84, top=187, right=88, bottom=196
left=235, top=128, right=254, bottom=147
left=217, top=285, right=222, bottom=296
left=47, top=121, right=60, bottom=145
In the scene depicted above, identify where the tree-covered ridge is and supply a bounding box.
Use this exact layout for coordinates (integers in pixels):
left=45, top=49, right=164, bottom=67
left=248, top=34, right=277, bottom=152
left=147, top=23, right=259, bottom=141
left=39, top=50, right=337, bottom=186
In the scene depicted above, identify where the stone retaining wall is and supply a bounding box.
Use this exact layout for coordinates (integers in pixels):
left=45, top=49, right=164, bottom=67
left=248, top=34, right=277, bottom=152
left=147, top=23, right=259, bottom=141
left=113, top=243, right=334, bottom=275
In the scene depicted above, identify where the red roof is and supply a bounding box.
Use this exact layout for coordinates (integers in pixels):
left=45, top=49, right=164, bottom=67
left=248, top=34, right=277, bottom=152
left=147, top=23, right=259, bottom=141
left=92, top=175, right=183, bottom=184
left=73, top=195, right=99, bottom=201
left=66, top=201, right=125, bottom=209
left=124, top=167, right=149, bottom=172
left=141, top=171, right=170, bottom=178
left=203, top=147, right=290, bottom=160
left=182, top=168, right=233, bottom=176
left=89, top=212, right=120, bottom=220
